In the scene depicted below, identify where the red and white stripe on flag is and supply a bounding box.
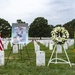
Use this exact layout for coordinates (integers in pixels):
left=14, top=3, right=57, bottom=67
left=0, top=34, right=3, bottom=50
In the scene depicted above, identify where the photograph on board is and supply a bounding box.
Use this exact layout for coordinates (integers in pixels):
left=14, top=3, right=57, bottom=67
left=12, top=23, right=28, bottom=44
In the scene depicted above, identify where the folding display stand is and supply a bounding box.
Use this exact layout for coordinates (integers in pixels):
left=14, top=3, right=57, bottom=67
left=23, top=43, right=31, bottom=63
left=5, top=43, right=31, bottom=66
left=47, top=44, right=72, bottom=67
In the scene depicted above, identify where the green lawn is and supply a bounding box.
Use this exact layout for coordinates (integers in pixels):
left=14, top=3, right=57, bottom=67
left=0, top=41, right=75, bottom=75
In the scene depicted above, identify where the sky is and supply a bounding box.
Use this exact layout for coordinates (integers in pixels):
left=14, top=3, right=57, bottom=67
left=0, top=0, right=75, bottom=26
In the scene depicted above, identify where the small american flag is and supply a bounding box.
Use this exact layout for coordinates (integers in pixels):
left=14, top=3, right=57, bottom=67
left=0, top=33, right=3, bottom=50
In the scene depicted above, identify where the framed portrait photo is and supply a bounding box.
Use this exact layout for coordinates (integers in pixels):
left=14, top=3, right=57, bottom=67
left=12, top=23, right=29, bottom=44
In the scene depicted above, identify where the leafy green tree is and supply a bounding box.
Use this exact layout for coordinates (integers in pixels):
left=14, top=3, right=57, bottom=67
left=63, top=19, right=75, bottom=38
left=55, top=24, right=62, bottom=27
left=17, top=19, right=25, bottom=23
left=49, top=25, right=54, bottom=36
left=29, top=17, right=52, bottom=38
left=0, top=18, right=11, bottom=38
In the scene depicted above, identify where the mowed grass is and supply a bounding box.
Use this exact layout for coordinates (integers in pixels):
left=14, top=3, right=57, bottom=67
left=0, top=41, right=75, bottom=75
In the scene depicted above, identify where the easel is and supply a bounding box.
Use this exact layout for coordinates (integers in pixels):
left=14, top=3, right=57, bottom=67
left=5, top=43, right=31, bottom=66
left=22, top=43, right=31, bottom=63
left=47, top=44, right=72, bottom=67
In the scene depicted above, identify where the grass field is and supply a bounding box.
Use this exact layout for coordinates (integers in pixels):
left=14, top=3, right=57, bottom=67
left=0, top=41, right=75, bottom=75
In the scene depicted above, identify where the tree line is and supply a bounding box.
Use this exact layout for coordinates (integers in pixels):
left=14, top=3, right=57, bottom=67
left=0, top=17, right=75, bottom=38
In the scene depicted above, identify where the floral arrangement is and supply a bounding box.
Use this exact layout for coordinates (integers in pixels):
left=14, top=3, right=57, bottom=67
left=51, top=26, right=69, bottom=44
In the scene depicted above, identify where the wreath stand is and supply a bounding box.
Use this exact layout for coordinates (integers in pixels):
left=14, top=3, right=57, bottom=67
left=47, top=44, right=72, bottom=67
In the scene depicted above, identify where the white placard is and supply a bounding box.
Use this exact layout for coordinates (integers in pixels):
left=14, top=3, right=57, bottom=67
left=49, top=41, right=54, bottom=50
left=63, top=42, right=68, bottom=50
left=20, top=44, right=23, bottom=50
left=13, top=44, right=18, bottom=53
left=10, top=42, right=13, bottom=47
left=34, top=45, right=40, bottom=53
left=36, top=51, right=45, bottom=66
left=19, top=44, right=24, bottom=50
left=45, top=41, right=48, bottom=47
left=0, top=51, right=4, bottom=66
left=56, top=45, right=62, bottom=53
left=4, top=43, right=8, bottom=50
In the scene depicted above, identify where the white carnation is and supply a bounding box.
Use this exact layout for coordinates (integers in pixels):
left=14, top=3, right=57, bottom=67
left=51, top=26, right=69, bottom=44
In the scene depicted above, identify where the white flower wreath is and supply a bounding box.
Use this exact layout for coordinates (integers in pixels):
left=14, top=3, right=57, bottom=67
left=51, top=26, right=69, bottom=44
